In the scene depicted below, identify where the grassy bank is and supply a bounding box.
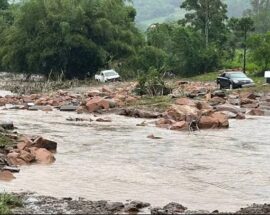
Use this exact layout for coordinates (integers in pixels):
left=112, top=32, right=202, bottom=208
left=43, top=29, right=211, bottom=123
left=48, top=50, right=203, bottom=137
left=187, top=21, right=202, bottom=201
left=184, top=71, right=270, bottom=92
left=0, top=193, right=22, bottom=214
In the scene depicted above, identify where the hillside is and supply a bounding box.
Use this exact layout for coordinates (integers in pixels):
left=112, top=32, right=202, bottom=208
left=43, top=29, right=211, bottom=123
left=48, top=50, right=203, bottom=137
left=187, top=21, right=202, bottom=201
left=133, top=0, right=251, bottom=29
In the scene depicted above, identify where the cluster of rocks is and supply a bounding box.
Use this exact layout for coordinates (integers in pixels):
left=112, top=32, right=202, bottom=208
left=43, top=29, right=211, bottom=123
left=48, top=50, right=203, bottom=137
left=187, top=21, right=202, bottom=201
left=11, top=193, right=270, bottom=214
left=155, top=90, right=270, bottom=131
left=0, top=129, right=57, bottom=181
left=1, top=82, right=270, bottom=133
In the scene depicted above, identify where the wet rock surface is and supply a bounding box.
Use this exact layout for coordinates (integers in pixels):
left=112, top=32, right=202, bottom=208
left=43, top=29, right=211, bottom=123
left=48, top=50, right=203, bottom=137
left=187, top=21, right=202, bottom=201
left=11, top=193, right=270, bottom=214
left=0, top=125, right=57, bottom=181
left=12, top=193, right=150, bottom=214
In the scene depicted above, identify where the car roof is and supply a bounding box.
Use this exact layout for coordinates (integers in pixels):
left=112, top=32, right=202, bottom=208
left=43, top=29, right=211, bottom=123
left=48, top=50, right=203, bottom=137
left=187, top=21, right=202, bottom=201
left=102, top=69, right=117, bottom=74
left=224, top=71, right=243, bottom=74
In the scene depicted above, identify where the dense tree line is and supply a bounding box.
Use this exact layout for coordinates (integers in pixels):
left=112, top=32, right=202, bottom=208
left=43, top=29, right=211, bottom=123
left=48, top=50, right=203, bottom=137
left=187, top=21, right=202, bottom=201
left=0, top=0, right=270, bottom=80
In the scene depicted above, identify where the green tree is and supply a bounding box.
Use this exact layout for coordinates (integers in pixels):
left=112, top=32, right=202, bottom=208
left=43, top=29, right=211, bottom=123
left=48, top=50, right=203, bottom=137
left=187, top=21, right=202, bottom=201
left=245, top=0, right=270, bottom=33
left=0, top=0, right=8, bottom=10
left=249, top=32, right=270, bottom=72
left=180, top=0, right=228, bottom=47
left=0, top=0, right=143, bottom=79
left=229, top=17, right=254, bottom=73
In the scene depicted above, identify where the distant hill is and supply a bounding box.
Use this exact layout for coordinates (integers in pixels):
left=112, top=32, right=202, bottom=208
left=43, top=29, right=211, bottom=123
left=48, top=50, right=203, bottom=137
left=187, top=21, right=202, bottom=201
left=133, top=0, right=251, bottom=29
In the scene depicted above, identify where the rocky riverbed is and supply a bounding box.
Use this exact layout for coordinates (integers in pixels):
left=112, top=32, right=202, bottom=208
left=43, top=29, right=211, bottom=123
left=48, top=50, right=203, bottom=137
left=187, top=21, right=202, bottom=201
left=1, top=79, right=270, bottom=214
left=9, top=192, right=270, bottom=214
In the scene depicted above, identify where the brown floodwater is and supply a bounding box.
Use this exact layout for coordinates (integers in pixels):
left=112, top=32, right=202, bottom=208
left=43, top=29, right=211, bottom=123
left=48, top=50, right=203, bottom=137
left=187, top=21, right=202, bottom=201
left=0, top=108, right=270, bottom=212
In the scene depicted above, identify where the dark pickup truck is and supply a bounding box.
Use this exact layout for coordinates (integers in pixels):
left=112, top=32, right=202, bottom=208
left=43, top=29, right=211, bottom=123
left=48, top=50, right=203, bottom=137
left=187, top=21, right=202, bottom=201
left=217, top=71, right=255, bottom=89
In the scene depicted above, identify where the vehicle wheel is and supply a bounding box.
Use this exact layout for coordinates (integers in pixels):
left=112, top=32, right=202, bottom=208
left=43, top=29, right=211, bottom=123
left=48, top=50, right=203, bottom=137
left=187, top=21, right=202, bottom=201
left=217, top=83, right=222, bottom=90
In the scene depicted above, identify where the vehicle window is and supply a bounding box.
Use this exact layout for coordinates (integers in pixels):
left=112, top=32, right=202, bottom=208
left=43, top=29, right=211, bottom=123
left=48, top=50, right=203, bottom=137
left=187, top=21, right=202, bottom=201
left=104, top=71, right=117, bottom=77
left=228, top=73, right=247, bottom=79
left=225, top=73, right=230, bottom=78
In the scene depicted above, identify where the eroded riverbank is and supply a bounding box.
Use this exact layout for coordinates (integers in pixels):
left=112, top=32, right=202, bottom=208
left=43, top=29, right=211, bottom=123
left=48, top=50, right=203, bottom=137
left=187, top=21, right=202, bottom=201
left=1, top=109, right=270, bottom=212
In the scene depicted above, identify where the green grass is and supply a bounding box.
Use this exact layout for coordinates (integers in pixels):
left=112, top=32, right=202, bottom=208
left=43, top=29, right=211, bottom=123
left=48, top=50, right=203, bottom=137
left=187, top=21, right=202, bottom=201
left=0, top=134, right=13, bottom=148
left=181, top=70, right=270, bottom=93
left=0, top=193, right=22, bottom=215
left=131, top=95, right=173, bottom=112
left=185, top=71, right=266, bottom=85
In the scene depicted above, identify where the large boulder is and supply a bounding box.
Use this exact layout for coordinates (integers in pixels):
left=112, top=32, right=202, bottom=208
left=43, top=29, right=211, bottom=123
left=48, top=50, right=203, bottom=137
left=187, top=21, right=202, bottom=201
left=86, top=97, right=110, bottom=113
left=215, top=104, right=244, bottom=115
left=0, top=170, right=15, bottom=181
left=32, top=137, right=57, bottom=152
left=199, top=112, right=229, bottom=129
left=165, top=105, right=199, bottom=121
left=35, top=148, right=55, bottom=164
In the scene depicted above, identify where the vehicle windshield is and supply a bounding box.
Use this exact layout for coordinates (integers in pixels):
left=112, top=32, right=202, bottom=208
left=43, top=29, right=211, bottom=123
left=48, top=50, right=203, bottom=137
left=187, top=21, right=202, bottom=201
left=228, top=72, right=247, bottom=79
left=104, top=71, right=118, bottom=77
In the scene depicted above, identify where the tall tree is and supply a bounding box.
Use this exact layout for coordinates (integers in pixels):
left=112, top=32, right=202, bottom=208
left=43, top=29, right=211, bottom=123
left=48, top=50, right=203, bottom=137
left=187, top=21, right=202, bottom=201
left=0, top=0, right=143, bottom=79
left=249, top=32, right=270, bottom=72
left=0, top=0, right=8, bottom=10
left=245, top=0, right=270, bottom=33
left=229, top=17, right=254, bottom=73
left=180, top=0, right=228, bottom=47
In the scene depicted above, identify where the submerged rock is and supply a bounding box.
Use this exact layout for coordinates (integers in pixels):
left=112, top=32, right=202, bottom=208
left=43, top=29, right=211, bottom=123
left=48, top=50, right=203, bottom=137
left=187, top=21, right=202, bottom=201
left=34, top=148, right=55, bottom=164
left=120, top=108, right=162, bottom=119
left=0, top=170, right=16, bottom=181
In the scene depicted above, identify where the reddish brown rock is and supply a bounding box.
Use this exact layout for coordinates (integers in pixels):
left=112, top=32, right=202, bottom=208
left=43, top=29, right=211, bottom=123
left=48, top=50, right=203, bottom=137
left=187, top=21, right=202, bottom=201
left=247, top=108, right=265, bottom=116
left=76, top=106, right=85, bottom=114
left=86, top=97, right=110, bottom=113
left=209, top=97, right=226, bottom=106
left=17, top=136, right=33, bottom=147
left=87, top=90, right=101, bottom=97
left=17, top=142, right=27, bottom=151
left=240, top=98, right=256, bottom=105
left=170, top=121, right=188, bottom=131
left=155, top=118, right=174, bottom=129
left=35, top=148, right=55, bottom=164
left=241, top=103, right=259, bottom=109
left=236, top=112, right=246, bottom=119
left=119, top=108, right=161, bottom=118
left=0, top=170, right=16, bottom=181
left=240, top=92, right=258, bottom=100
left=19, top=150, right=35, bottom=163
left=196, top=101, right=213, bottom=110
left=198, top=116, right=219, bottom=129
left=166, top=105, right=199, bottom=121
left=28, top=147, right=38, bottom=156
left=199, top=112, right=229, bottom=129
left=102, top=86, right=112, bottom=94
left=211, top=112, right=229, bottom=128
left=7, top=151, right=19, bottom=159
left=175, top=98, right=195, bottom=106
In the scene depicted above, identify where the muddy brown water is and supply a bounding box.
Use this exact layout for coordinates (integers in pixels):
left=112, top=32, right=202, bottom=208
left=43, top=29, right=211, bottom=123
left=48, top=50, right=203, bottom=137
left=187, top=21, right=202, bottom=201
left=0, top=107, right=270, bottom=211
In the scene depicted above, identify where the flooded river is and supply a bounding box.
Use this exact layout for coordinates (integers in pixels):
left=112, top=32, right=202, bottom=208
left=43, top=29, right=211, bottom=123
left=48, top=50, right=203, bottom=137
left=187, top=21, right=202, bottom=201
left=0, top=109, right=270, bottom=211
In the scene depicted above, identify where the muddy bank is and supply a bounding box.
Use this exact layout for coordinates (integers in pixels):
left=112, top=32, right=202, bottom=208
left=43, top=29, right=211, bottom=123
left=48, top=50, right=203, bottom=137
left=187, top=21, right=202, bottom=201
left=11, top=192, right=270, bottom=214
